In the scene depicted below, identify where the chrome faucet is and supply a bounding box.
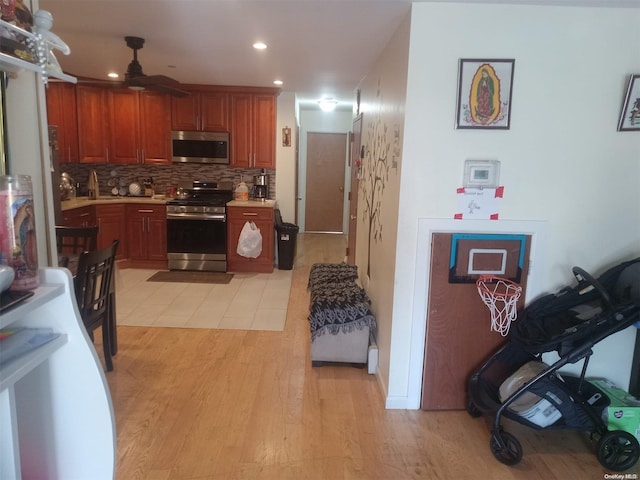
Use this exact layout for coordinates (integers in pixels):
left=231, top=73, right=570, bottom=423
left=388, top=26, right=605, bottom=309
left=87, top=169, right=100, bottom=199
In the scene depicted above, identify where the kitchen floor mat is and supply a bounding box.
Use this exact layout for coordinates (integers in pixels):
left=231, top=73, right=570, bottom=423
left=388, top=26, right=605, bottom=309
left=146, top=271, right=234, bottom=284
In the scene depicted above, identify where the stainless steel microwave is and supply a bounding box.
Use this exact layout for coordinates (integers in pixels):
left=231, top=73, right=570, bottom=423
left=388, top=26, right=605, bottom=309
left=171, top=131, right=229, bottom=164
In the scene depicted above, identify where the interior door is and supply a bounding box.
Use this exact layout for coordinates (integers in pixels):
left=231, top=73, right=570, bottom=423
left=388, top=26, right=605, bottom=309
left=305, top=132, right=347, bottom=232
left=347, top=115, right=362, bottom=264
left=422, top=232, right=531, bottom=410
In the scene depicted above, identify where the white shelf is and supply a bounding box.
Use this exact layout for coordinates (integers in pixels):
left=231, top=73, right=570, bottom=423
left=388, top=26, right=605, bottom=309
left=0, top=18, right=76, bottom=84
left=0, top=334, right=67, bottom=391
left=0, top=269, right=115, bottom=480
left=0, top=283, right=64, bottom=330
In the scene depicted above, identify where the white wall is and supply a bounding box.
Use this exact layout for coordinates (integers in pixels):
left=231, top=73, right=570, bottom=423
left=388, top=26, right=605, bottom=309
left=297, top=109, right=353, bottom=231
left=354, top=12, right=410, bottom=406
left=387, top=2, right=640, bottom=407
left=275, top=92, right=297, bottom=224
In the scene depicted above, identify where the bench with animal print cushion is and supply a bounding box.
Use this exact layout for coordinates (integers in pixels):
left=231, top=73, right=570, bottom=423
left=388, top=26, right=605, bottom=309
left=307, top=263, right=376, bottom=367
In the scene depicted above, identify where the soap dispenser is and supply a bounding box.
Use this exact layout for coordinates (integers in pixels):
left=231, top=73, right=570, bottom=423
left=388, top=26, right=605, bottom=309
left=87, top=169, right=100, bottom=199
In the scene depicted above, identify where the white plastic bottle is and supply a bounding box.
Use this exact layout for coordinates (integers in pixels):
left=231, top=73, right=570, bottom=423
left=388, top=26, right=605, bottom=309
left=234, top=177, right=249, bottom=201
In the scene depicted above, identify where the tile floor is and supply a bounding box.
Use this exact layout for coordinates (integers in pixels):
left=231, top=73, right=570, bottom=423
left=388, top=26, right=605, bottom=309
left=114, top=267, right=293, bottom=331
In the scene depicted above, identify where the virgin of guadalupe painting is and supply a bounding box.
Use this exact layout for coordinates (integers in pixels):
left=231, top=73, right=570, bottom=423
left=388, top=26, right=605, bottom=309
left=456, top=59, right=515, bottom=130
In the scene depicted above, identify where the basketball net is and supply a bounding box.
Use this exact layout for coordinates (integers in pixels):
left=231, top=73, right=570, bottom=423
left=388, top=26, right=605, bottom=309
left=476, top=275, right=523, bottom=336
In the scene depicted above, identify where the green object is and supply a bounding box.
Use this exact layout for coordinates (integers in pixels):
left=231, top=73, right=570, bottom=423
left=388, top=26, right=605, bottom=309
left=591, top=378, right=640, bottom=441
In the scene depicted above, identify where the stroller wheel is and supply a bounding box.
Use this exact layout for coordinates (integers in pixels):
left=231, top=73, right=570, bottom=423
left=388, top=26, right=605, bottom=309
left=466, top=396, right=482, bottom=418
left=490, top=431, right=523, bottom=466
left=596, top=430, right=640, bottom=472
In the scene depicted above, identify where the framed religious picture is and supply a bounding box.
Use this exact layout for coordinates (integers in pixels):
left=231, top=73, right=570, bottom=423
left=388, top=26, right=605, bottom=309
left=456, top=58, right=515, bottom=130
left=282, top=127, right=292, bottom=147
left=617, top=74, right=640, bottom=131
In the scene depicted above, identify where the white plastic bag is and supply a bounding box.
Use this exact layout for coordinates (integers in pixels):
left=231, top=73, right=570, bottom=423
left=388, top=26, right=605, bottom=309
left=236, top=221, right=262, bottom=258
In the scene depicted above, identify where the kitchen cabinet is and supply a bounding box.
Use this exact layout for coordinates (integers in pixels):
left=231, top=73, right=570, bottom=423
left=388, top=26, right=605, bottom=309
left=95, top=204, right=127, bottom=260
left=126, top=204, right=167, bottom=267
left=229, top=93, right=276, bottom=169
left=227, top=205, right=274, bottom=273
left=0, top=268, right=115, bottom=479
left=171, top=89, right=228, bottom=132
left=108, top=89, right=171, bottom=164
left=45, top=82, right=79, bottom=163
left=76, top=85, right=110, bottom=163
left=61, top=205, right=95, bottom=227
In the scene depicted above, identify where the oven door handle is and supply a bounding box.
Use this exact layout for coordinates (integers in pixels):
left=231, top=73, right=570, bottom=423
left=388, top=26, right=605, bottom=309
left=167, top=213, right=226, bottom=221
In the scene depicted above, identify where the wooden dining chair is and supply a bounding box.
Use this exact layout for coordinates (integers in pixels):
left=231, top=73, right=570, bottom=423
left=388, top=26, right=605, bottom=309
left=73, top=240, right=119, bottom=371
left=55, top=225, right=99, bottom=268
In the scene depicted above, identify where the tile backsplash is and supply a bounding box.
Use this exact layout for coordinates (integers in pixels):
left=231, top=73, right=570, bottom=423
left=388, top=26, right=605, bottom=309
left=61, top=163, right=276, bottom=198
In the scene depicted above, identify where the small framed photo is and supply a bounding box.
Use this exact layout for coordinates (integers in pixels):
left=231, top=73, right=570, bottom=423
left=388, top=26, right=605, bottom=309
left=282, top=127, right=292, bottom=147
left=456, top=59, right=515, bottom=130
left=617, top=74, right=640, bottom=131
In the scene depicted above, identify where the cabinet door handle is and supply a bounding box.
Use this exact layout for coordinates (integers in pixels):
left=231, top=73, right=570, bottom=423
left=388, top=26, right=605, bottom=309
left=242, top=212, right=258, bottom=216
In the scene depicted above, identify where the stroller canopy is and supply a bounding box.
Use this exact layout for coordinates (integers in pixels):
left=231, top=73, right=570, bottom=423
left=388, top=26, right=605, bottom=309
left=510, top=257, right=640, bottom=354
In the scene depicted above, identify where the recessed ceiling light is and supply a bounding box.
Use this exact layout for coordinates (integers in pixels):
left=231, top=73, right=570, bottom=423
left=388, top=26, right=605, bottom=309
left=107, top=72, right=119, bottom=79
left=273, top=80, right=283, bottom=86
left=253, top=42, right=267, bottom=50
left=318, top=98, right=338, bottom=112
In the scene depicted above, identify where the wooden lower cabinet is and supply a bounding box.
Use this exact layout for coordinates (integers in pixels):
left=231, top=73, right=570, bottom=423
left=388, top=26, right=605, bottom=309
left=126, top=204, right=167, bottom=268
left=227, top=206, right=274, bottom=273
left=95, top=204, right=127, bottom=260
left=61, top=205, right=95, bottom=227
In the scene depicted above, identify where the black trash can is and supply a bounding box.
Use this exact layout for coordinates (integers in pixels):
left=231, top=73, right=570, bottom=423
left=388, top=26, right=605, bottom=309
left=276, top=222, right=299, bottom=270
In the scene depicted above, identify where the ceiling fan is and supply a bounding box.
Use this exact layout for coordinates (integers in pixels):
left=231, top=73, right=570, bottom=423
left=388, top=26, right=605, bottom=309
left=120, top=36, right=188, bottom=97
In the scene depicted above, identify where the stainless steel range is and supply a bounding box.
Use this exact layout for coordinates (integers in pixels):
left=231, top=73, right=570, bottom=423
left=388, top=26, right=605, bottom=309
left=166, top=181, right=234, bottom=272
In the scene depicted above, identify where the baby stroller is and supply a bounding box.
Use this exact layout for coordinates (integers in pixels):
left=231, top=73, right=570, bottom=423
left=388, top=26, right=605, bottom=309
left=467, top=257, right=640, bottom=472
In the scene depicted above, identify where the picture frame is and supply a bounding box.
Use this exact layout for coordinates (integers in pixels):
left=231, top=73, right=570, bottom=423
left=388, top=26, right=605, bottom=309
left=282, top=126, right=291, bottom=147
left=617, top=74, right=640, bottom=131
left=456, top=58, right=515, bottom=130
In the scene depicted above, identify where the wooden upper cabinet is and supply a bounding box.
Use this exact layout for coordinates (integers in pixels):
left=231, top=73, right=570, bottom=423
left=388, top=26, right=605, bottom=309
left=229, top=92, right=276, bottom=169
left=45, top=82, right=79, bottom=164
left=108, top=89, right=138, bottom=164
left=139, top=91, right=172, bottom=164
left=171, top=90, right=228, bottom=132
left=253, top=94, right=276, bottom=169
left=108, top=89, right=171, bottom=165
left=229, top=93, right=252, bottom=168
left=76, top=85, right=110, bottom=164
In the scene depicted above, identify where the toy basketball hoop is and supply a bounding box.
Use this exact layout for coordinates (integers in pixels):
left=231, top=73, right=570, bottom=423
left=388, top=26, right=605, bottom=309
left=476, top=275, right=523, bottom=336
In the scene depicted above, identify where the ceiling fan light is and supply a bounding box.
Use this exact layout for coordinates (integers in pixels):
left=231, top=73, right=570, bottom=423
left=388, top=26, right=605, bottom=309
left=318, top=98, right=338, bottom=112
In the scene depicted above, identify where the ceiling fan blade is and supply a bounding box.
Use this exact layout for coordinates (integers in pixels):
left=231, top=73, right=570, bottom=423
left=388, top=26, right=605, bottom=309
left=136, top=74, right=181, bottom=86
left=145, top=82, right=190, bottom=97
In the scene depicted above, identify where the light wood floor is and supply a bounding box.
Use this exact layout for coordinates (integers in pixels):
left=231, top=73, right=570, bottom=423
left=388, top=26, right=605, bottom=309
left=107, top=233, right=619, bottom=479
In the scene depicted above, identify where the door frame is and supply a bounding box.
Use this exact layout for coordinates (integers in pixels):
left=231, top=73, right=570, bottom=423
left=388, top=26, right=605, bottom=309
left=347, top=114, right=363, bottom=264
left=399, top=218, right=548, bottom=409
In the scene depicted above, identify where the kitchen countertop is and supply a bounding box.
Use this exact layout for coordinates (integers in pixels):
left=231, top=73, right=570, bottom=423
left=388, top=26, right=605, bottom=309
left=62, top=197, right=277, bottom=211
left=227, top=199, right=277, bottom=208
left=61, top=196, right=169, bottom=210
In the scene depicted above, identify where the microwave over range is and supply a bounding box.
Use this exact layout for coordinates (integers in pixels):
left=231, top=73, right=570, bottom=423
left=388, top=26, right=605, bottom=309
left=171, top=131, right=229, bottom=164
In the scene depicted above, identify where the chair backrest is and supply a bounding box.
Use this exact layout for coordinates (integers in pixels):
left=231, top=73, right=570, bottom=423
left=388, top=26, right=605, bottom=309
left=74, top=240, right=119, bottom=333
left=56, top=225, right=99, bottom=255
